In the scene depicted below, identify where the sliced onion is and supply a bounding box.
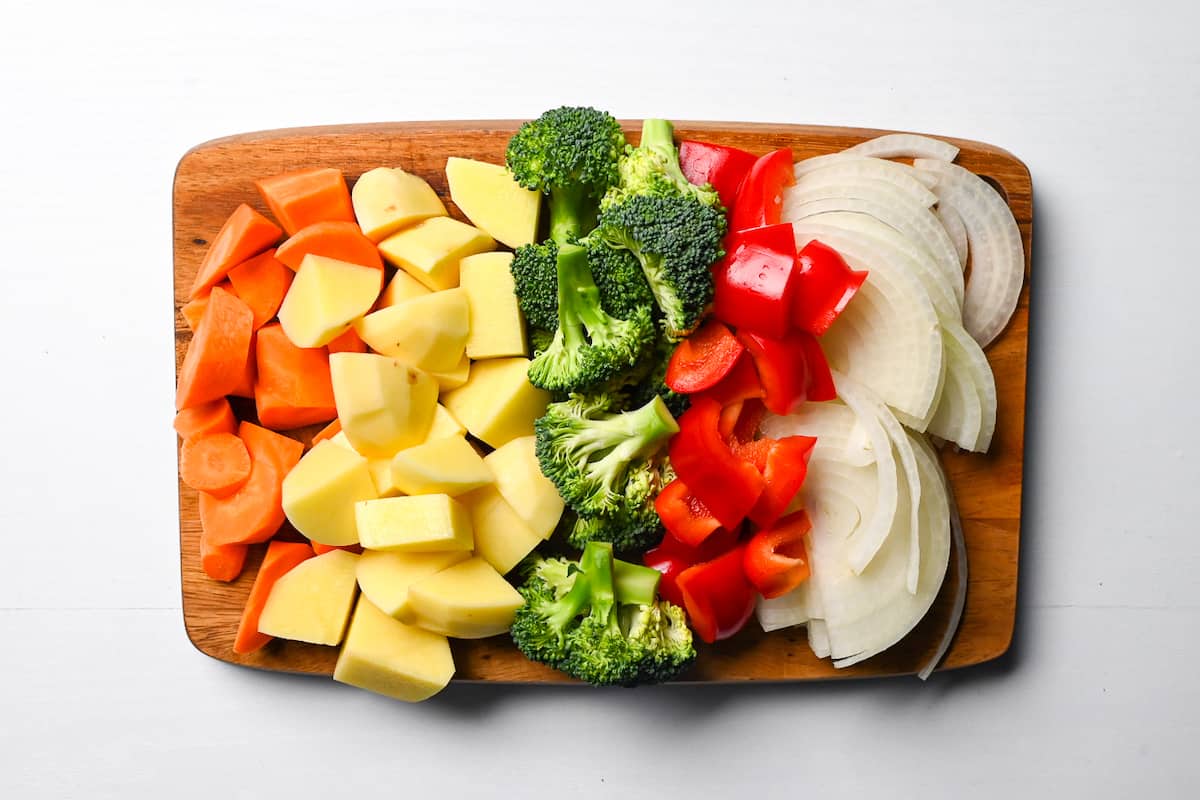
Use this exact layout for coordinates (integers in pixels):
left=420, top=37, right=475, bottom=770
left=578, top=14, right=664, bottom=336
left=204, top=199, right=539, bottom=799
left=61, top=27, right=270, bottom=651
left=914, top=158, right=1025, bottom=347
left=756, top=583, right=811, bottom=632
left=760, top=402, right=875, bottom=467
left=926, top=329, right=983, bottom=451
left=935, top=203, right=969, bottom=270
left=943, top=322, right=997, bottom=452
left=794, top=160, right=938, bottom=207
left=917, top=437, right=967, bottom=680
left=808, top=619, right=831, bottom=659
left=845, top=133, right=960, bottom=162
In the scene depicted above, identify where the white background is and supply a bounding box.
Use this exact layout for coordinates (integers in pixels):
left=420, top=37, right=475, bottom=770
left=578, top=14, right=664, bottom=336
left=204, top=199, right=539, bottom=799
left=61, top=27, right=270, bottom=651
left=2, top=0, right=1197, bottom=796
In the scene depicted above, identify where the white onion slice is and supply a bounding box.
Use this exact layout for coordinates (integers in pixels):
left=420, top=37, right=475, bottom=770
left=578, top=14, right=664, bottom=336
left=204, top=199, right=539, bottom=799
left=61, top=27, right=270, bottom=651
left=756, top=583, right=811, bottom=632
left=914, top=159, right=1025, bottom=347
left=943, top=323, right=997, bottom=452
left=760, top=403, right=875, bottom=467
left=794, top=161, right=938, bottom=207
left=808, top=619, right=831, bottom=659
left=926, top=329, right=984, bottom=451
left=845, top=133, right=960, bottom=162
left=935, top=203, right=969, bottom=270
left=917, top=439, right=967, bottom=680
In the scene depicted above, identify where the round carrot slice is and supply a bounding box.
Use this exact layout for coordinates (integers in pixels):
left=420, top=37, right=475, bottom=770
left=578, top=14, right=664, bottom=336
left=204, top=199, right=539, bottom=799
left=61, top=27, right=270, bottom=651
left=180, top=432, right=252, bottom=498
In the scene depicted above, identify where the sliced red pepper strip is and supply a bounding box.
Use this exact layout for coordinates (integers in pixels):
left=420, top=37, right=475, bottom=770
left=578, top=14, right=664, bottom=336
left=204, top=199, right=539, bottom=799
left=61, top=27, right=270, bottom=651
left=644, top=527, right=740, bottom=609
left=678, top=140, right=758, bottom=211
left=664, top=319, right=745, bottom=394
left=697, top=352, right=763, bottom=408
left=728, top=397, right=767, bottom=446
left=737, top=331, right=809, bottom=416
left=669, top=396, right=765, bottom=530
left=797, top=332, right=836, bottom=401
left=747, top=435, right=817, bottom=528
left=676, top=544, right=757, bottom=643
left=743, top=510, right=812, bottom=599
left=729, top=148, right=795, bottom=233
left=654, top=479, right=723, bottom=548
left=793, top=239, right=868, bottom=336
left=712, top=223, right=801, bottom=339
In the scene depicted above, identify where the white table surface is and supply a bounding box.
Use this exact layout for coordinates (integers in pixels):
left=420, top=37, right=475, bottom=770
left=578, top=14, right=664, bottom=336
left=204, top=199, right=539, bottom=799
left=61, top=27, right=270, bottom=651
left=3, top=0, right=1198, bottom=796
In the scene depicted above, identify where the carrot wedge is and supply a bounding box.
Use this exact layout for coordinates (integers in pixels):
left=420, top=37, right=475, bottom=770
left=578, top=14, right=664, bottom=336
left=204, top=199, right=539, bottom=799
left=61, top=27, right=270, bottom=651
left=311, top=542, right=363, bottom=555
left=199, top=532, right=248, bottom=582
left=180, top=433, right=252, bottom=498
left=254, top=323, right=337, bottom=430
left=190, top=204, right=282, bottom=299
left=233, top=541, right=315, bottom=654
left=239, top=421, right=304, bottom=473
left=174, top=398, right=236, bottom=442
left=255, top=168, right=355, bottom=236
left=311, top=418, right=342, bottom=444
left=175, top=286, right=255, bottom=410
left=275, top=221, right=383, bottom=272
left=227, top=249, right=294, bottom=330
left=326, top=326, right=368, bottom=354
left=198, top=422, right=299, bottom=547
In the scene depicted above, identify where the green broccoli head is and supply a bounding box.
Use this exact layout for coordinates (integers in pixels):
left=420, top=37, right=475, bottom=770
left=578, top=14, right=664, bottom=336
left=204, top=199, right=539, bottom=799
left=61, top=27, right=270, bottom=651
left=509, top=556, right=590, bottom=669
left=534, top=393, right=679, bottom=519
left=622, top=601, right=697, bottom=684
left=625, top=333, right=690, bottom=417
left=584, top=238, right=657, bottom=322
left=593, top=193, right=727, bottom=340
left=602, top=119, right=721, bottom=212
left=505, top=107, right=627, bottom=243
left=510, top=240, right=560, bottom=333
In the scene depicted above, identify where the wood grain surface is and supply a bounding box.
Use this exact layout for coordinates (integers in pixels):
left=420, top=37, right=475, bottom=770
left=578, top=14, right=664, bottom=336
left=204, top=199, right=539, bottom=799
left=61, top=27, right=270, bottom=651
left=174, top=121, right=1032, bottom=684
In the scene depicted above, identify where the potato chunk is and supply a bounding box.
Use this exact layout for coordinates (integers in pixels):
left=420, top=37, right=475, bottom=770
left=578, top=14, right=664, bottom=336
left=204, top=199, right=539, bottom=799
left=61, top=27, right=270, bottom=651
left=460, top=252, right=528, bottom=359
left=483, top=435, right=564, bottom=540
left=282, top=440, right=377, bottom=546
left=441, top=357, right=549, bottom=449
left=277, top=254, right=381, bottom=347
left=258, top=550, right=360, bottom=645
left=445, top=157, right=540, bottom=249
left=329, top=353, right=438, bottom=458
left=377, top=217, right=495, bottom=291
left=334, top=597, right=455, bottom=702
left=354, top=494, right=473, bottom=552
left=389, top=435, right=493, bottom=497
left=405, top=556, right=525, bottom=639
left=351, top=167, right=446, bottom=243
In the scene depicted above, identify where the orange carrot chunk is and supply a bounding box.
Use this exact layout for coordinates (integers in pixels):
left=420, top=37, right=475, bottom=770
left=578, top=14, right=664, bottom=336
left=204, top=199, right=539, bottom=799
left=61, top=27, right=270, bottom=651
left=198, top=422, right=300, bottom=547
left=227, top=249, right=294, bottom=330
left=254, top=323, right=337, bottom=430
left=174, top=398, right=236, bottom=442
left=311, top=418, right=342, bottom=444
left=199, top=532, right=248, bottom=582
left=180, top=296, right=207, bottom=332
left=275, top=220, right=384, bottom=272
left=230, top=331, right=257, bottom=399
left=180, top=433, right=252, bottom=497
left=190, top=204, right=282, bottom=299
left=239, top=421, right=304, bottom=473
left=311, top=541, right=364, bottom=555
left=326, top=326, right=367, bottom=354
left=175, top=286, right=255, bottom=410
left=255, top=168, right=355, bottom=236
left=232, top=541, right=316, bottom=654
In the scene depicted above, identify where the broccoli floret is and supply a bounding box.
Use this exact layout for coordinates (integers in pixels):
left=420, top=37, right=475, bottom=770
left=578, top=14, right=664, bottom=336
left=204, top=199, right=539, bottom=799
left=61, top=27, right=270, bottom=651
left=602, top=118, right=721, bottom=211
left=510, top=240, right=560, bottom=332
left=568, top=458, right=670, bottom=554
left=535, top=392, right=678, bottom=520
left=592, top=194, right=727, bottom=340
left=527, top=244, right=654, bottom=393
left=584, top=238, right=657, bottom=321
left=505, top=106, right=626, bottom=244
left=620, top=601, right=697, bottom=684
left=510, top=557, right=591, bottom=668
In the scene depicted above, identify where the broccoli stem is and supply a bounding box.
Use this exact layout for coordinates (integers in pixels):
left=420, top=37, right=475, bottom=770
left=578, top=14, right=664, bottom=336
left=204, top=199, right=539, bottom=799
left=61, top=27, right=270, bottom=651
left=548, top=183, right=597, bottom=245
left=613, top=559, right=662, bottom=607
left=546, top=568, right=592, bottom=632
left=581, top=541, right=618, bottom=634
left=639, top=118, right=689, bottom=188
left=555, top=244, right=589, bottom=351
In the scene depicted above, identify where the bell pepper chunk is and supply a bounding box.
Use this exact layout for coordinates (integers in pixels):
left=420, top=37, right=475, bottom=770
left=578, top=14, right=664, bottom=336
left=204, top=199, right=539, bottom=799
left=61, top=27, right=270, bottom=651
left=712, top=224, right=801, bottom=339
left=676, top=544, right=757, bottom=643
left=678, top=140, right=758, bottom=211
left=668, top=396, right=765, bottom=530
left=736, top=331, right=809, bottom=416
left=664, top=319, right=745, bottom=394
left=697, top=352, right=764, bottom=408
left=743, top=510, right=812, bottom=599
left=747, top=435, right=817, bottom=528
left=793, top=240, right=868, bottom=337
left=643, top=527, right=740, bottom=609
left=654, top=479, right=723, bottom=548
left=797, top=332, right=836, bottom=401
left=728, top=148, right=795, bottom=233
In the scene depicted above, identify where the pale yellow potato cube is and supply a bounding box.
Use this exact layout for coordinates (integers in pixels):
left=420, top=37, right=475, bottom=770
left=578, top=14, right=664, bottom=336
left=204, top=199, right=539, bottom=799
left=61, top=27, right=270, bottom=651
left=351, top=167, right=446, bottom=243
left=441, top=357, right=550, bottom=449
left=484, top=435, right=565, bottom=540
left=405, top=556, right=525, bottom=639
left=378, top=269, right=432, bottom=308
left=377, top=217, right=495, bottom=291
left=427, top=353, right=470, bottom=392
left=460, top=252, right=528, bottom=360
left=390, top=435, right=494, bottom=497
left=326, top=431, right=355, bottom=451
left=426, top=403, right=465, bottom=442
left=277, top=254, right=382, bottom=348
left=334, top=597, right=455, bottom=703
left=366, top=458, right=405, bottom=497
left=445, top=157, right=541, bottom=249
left=354, top=494, right=473, bottom=552
left=282, top=440, right=377, bottom=546
left=258, top=550, right=360, bottom=645
left=330, top=353, right=438, bottom=458
left=356, top=549, right=470, bottom=620
left=459, top=485, right=543, bottom=575
left=354, top=289, right=469, bottom=373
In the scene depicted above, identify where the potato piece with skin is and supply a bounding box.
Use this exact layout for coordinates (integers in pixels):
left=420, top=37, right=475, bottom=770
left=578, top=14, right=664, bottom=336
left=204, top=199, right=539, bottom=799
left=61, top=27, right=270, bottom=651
left=378, top=269, right=431, bottom=309
left=282, top=440, right=377, bottom=546
left=405, top=556, right=525, bottom=639
left=334, top=597, right=455, bottom=703
left=459, top=485, right=543, bottom=575
left=354, top=289, right=469, bottom=373
left=325, top=430, right=404, bottom=497
left=483, top=435, right=565, bottom=540
left=277, top=254, right=382, bottom=348
left=445, top=157, right=541, bottom=249
left=390, top=435, right=493, bottom=497
left=352, top=167, right=446, bottom=243
left=427, top=353, right=469, bottom=392
left=354, top=494, right=473, bottom=552
left=460, top=252, right=528, bottom=360
left=377, top=217, right=495, bottom=291
left=330, top=353, right=438, bottom=458
left=258, top=550, right=360, bottom=645
left=356, top=549, right=470, bottom=620
left=441, top=357, right=550, bottom=449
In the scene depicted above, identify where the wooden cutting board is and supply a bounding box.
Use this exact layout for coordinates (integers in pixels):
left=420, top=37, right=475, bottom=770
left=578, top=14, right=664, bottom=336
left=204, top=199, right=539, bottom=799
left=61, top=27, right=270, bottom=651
left=174, top=121, right=1032, bottom=683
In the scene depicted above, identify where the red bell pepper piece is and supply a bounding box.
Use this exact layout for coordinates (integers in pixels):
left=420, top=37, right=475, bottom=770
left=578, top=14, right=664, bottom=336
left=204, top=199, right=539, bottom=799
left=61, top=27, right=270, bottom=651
left=712, top=224, right=801, bottom=339
left=797, top=331, right=836, bottom=401
left=747, top=435, right=817, bottom=528
left=736, top=331, right=809, bottom=416
left=678, top=140, right=758, bottom=211
left=669, top=396, right=765, bottom=530
left=743, top=510, right=813, bottom=599
left=644, top=527, right=740, bottom=609
left=729, top=148, right=795, bottom=233
left=654, top=479, right=723, bottom=548
left=793, top=240, right=868, bottom=336
left=676, top=544, right=757, bottom=643
left=664, top=319, right=745, bottom=394
left=698, top=352, right=763, bottom=407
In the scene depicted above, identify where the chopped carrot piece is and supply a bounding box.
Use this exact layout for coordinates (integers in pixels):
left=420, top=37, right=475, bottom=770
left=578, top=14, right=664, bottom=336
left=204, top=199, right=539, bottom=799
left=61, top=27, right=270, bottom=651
left=174, top=398, right=236, bottom=442
left=180, top=433, right=252, bottom=498
left=227, top=249, right=294, bottom=330
left=326, top=327, right=367, bottom=354
left=255, top=168, right=355, bottom=236
left=199, top=532, right=248, bottom=582
left=275, top=220, right=383, bottom=272
left=190, top=204, right=282, bottom=299
left=198, top=422, right=300, bottom=547
left=311, top=418, right=342, bottom=444
left=310, top=541, right=364, bottom=555
left=232, top=541, right=315, bottom=654
left=230, top=331, right=257, bottom=399
left=175, top=286, right=255, bottom=410
left=253, top=323, right=337, bottom=430
left=239, top=421, right=304, bottom=473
